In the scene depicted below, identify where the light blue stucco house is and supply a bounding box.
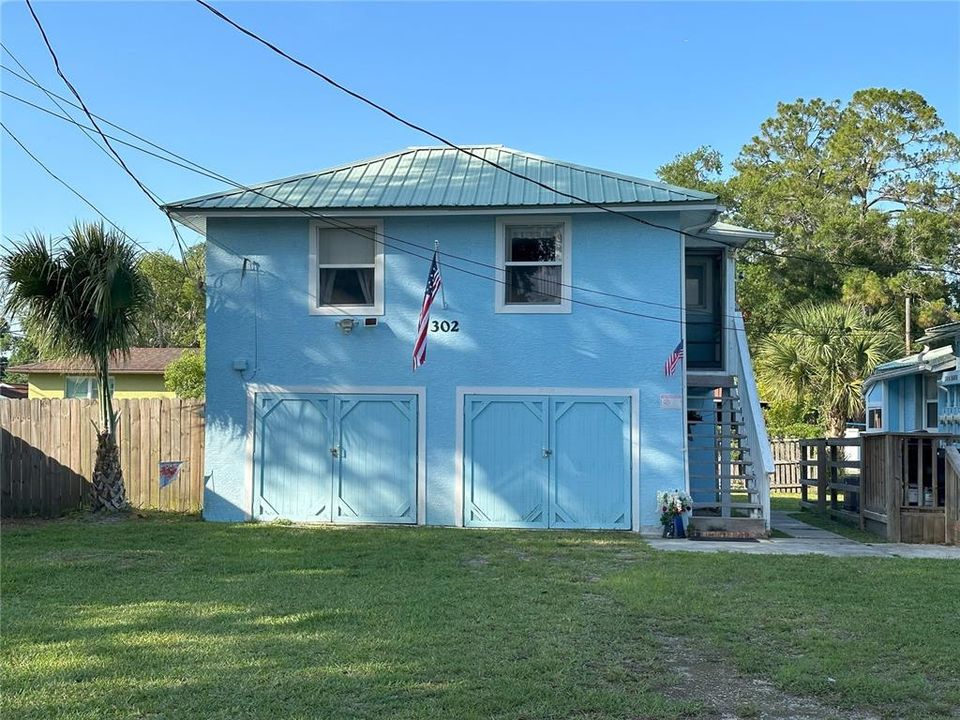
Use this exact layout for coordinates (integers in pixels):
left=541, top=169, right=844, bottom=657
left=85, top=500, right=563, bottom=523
left=864, top=322, right=960, bottom=436
left=165, top=146, right=775, bottom=535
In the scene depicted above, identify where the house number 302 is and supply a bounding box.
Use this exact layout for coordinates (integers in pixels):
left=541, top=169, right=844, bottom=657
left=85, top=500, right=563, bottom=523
left=430, top=320, right=460, bottom=332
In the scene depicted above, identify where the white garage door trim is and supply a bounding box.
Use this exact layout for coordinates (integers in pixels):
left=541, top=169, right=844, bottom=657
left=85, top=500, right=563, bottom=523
left=244, top=384, right=427, bottom=524
left=455, top=387, right=641, bottom=531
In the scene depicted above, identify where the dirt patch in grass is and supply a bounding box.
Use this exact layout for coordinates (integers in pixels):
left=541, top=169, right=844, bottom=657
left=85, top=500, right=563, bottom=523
left=653, top=632, right=880, bottom=720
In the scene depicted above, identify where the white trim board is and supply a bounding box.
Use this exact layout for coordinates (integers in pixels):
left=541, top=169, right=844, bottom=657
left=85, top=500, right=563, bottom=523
left=243, top=384, right=427, bottom=524
left=454, top=386, right=642, bottom=531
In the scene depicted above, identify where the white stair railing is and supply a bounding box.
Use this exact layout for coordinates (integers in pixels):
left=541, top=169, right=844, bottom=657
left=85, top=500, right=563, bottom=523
left=733, top=311, right=774, bottom=527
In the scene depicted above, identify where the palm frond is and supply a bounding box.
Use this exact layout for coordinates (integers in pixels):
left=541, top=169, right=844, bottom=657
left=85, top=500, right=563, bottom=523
left=1, top=222, right=152, bottom=432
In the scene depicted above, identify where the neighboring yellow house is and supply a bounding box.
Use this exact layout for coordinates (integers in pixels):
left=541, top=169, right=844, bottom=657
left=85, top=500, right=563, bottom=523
left=9, top=348, right=187, bottom=399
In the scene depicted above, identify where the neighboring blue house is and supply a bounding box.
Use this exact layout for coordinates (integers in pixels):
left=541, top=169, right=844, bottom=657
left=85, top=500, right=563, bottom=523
left=165, top=146, right=774, bottom=534
left=864, top=322, right=960, bottom=436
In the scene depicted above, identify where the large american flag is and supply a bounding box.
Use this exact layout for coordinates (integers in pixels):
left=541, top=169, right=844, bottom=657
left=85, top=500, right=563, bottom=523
left=412, top=251, right=443, bottom=371
left=663, top=340, right=684, bottom=376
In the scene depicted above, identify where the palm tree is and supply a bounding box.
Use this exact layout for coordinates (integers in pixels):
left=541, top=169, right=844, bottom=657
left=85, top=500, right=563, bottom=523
left=1, top=222, right=151, bottom=511
left=756, top=302, right=900, bottom=437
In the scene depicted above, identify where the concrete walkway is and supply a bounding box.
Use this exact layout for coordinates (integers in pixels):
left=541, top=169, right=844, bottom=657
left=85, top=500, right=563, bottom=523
left=645, top=511, right=960, bottom=559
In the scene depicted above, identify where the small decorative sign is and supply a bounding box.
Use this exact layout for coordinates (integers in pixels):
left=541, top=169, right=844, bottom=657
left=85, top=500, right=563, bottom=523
left=159, top=461, right=184, bottom=489
left=660, top=394, right=683, bottom=410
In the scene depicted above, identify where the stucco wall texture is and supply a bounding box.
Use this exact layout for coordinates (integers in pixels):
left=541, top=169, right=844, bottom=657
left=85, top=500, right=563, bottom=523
left=203, top=213, right=689, bottom=529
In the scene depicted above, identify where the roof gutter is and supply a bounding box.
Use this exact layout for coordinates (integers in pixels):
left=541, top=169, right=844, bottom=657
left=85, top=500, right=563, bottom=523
left=863, top=346, right=944, bottom=389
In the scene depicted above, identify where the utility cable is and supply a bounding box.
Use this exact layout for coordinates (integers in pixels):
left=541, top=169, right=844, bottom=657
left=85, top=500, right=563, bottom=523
left=3, top=82, right=954, bottom=331
left=2, top=121, right=152, bottom=255
left=21, top=3, right=192, bottom=264
left=1, top=66, right=951, bottom=279
left=192, top=0, right=956, bottom=278
left=0, top=86, right=924, bottom=336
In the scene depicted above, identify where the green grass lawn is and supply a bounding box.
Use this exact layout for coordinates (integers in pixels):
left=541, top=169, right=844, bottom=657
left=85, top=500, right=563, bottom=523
left=3, top=516, right=958, bottom=719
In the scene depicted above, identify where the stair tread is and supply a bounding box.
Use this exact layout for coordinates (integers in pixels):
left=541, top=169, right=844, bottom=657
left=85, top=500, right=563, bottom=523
left=689, top=473, right=756, bottom=479
left=691, top=501, right=763, bottom=509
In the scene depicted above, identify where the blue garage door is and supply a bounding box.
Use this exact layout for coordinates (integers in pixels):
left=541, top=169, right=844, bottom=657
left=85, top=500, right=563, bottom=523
left=464, top=395, right=631, bottom=530
left=254, top=392, right=417, bottom=524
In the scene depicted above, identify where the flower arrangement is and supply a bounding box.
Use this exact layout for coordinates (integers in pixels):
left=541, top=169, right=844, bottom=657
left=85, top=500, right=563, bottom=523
left=657, top=489, right=692, bottom=523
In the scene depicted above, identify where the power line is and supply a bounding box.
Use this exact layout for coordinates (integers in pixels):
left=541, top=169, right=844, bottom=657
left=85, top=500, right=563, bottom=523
left=192, top=0, right=956, bottom=279
left=0, top=84, right=727, bottom=320
left=1, top=121, right=153, bottom=255
left=0, top=86, right=709, bottom=330
left=25, top=1, right=162, bottom=208
left=1, top=88, right=239, bottom=180
left=20, top=3, right=192, bottom=264
left=3, top=82, right=955, bottom=336
left=0, top=84, right=941, bottom=337
left=3, top=64, right=952, bottom=282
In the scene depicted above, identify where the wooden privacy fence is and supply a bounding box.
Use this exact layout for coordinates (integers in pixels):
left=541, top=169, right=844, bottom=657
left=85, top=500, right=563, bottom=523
left=799, top=438, right=862, bottom=523
left=1, top=398, right=204, bottom=517
left=769, top=438, right=802, bottom=492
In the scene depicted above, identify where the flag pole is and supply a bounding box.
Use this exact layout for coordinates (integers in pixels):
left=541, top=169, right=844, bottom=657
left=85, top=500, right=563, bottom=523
left=435, top=240, right=448, bottom=309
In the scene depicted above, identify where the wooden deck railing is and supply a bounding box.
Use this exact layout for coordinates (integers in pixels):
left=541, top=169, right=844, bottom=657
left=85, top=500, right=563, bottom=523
left=860, top=432, right=959, bottom=544
left=798, top=438, right=862, bottom=521
left=946, top=446, right=960, bottom=545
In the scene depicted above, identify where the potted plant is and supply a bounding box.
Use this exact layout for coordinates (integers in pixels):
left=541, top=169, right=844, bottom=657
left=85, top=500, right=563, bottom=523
left=657, top=489, right=693, bottom=538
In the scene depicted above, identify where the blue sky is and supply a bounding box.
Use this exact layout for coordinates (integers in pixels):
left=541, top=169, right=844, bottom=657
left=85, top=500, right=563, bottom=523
left=2, top=1, right=958, bottom=253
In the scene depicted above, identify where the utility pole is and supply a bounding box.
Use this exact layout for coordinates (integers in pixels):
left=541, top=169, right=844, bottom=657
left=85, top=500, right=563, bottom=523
left=905, top=294, right=912, bottom=355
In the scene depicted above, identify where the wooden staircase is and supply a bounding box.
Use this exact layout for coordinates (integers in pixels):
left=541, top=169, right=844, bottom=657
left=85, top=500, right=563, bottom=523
left=686, top=374, right=766, bottom=538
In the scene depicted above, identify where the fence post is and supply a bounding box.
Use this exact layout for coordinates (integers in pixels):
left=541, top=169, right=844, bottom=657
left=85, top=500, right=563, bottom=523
left=884, top=435, right=901, bottom=542
left=816, top=439, right=828, bottom=515
left=859, top=433, right=866, bottom=530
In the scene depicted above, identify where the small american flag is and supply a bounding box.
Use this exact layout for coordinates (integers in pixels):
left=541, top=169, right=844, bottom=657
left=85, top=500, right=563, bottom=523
left=412, top=250, right=443, bottom=371
left=158, top=461, right=183, bottom=489
left=664, top=340, right=684, bottom=376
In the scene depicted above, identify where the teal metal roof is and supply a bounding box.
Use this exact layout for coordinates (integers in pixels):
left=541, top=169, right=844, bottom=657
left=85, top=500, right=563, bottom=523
left=867, top=345, right=956, bottom=386
left=164, top=146, right=718, bottom=211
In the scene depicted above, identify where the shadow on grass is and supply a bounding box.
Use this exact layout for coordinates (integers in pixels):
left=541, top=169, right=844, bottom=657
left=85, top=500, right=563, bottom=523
left=2, top=518, right=696, bottom=720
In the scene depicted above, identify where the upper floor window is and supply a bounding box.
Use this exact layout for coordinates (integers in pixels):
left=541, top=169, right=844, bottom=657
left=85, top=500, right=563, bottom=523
left=866, top=382, right=883, bottom=431
left=495, top=217, right=571, bottom=313
left=309, top=220, right=384, bottom=316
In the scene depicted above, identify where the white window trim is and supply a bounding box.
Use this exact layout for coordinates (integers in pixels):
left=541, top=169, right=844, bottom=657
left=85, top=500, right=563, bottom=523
left=864, top=382, right=884, bottom=432
left=495, top=216, right=572, bottom=314
left=923, top=375, right=940, bottom=431
left=866, top=405, right=884, bottom=432
left=308, top=219, right=385, bottom=316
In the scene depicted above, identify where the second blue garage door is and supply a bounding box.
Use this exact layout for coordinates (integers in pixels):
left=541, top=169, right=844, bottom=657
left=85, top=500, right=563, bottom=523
left=464, top=395, right=631, bottom=530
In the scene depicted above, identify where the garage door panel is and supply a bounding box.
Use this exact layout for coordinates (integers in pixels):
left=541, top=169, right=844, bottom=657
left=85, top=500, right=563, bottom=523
left=550, top=397, right=630, bottom=529
left=463, top=393, right=632, bottom=530
left=465, top=397, right=548, bottom=528
left=336, top=395, right=417, bottom=524
left=256, top=396, right=333, bottom=521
